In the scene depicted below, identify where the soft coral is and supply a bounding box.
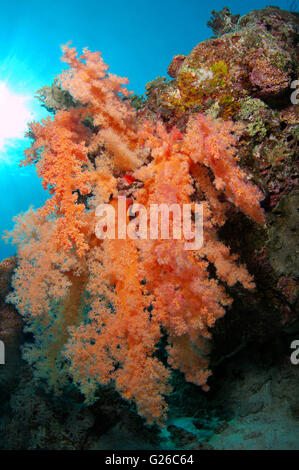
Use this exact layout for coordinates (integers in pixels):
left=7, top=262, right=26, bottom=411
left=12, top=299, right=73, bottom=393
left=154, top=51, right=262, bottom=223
left=6, top=45, right=265, bottom=426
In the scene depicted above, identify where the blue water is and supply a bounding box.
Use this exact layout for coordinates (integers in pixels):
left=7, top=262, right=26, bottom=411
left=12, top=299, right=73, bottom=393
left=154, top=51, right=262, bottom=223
left=0, top=0, right=290, bottom=260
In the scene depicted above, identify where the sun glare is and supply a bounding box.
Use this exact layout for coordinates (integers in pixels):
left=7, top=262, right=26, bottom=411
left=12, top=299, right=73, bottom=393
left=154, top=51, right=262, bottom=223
left=0, top=81, right=32, bottom=151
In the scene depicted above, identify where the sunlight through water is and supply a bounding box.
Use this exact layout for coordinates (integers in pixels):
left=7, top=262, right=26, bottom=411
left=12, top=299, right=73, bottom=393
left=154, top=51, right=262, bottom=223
left=0, top=81, right=32, bottom=153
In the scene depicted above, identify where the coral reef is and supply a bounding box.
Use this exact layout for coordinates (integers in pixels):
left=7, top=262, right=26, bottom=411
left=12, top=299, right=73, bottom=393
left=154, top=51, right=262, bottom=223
left=140, top=6, right=299, bottom=358
left=0, top=5, right=298, bottom=449
left=145, top=7, right=298, bottom=121
left=5, top=43, right=265, bottom=425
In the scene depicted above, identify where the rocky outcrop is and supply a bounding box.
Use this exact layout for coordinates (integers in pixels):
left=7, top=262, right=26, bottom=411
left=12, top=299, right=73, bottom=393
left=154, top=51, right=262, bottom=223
left=0, top=257, right=24, bottom=402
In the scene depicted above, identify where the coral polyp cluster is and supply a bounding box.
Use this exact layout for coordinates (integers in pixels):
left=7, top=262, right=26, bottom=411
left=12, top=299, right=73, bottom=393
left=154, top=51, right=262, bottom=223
left=6, top=44, right=265, bottom=425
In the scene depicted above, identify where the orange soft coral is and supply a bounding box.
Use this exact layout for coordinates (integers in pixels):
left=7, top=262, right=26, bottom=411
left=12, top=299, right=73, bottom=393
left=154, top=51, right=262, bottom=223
left=65, top=239, right=171, bottom=425
left=6, top=45, right=265, bottom=426
left=22, top=109, right=91, bottom=255
left=59, top=45, right=140, bottom=171
left=183, top=115, right=265, bottom=224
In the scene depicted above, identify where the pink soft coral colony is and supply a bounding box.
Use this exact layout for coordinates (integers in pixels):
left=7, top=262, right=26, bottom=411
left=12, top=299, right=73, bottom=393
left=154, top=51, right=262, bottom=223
left=6, top=46, right=265, bottom=426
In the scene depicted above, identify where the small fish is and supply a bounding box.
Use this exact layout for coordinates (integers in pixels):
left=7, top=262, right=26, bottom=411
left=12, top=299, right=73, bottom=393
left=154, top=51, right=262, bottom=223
left=123, top=173, right=135, bottom=185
